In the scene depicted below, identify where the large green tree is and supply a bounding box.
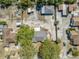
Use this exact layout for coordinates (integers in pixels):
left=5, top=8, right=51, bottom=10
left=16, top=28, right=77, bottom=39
left=17, top=25, right=36, bottom=59
left=37, top=0, right=46, bottom=5
left=17, top=25, right=34, bottom=42
left=20, top=39, right=36, bottom=59
left=0, top=0, right=17, bottom=8
left=65, top=0, right=76, bottom=4
left=39, top=39, right=60, bottom=59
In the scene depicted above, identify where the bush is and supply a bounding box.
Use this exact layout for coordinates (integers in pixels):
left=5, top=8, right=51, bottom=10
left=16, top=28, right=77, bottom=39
left=72, top=49, right=79, bottom=57
left=67, top=28, right=75, bottom=31
left=0, top=21, right=7, bottom=25
left=39, top=39, right=60, bottom=59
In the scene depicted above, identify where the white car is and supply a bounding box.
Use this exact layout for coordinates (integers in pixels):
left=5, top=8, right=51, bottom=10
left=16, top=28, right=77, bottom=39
left=16, top=20, right=22, bottom=27
left=27, top=8, right=34, bottom=14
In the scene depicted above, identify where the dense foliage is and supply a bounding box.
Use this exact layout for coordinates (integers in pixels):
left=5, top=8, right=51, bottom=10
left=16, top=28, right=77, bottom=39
left=18, top=0, right=33, bottom=10
left=17, top=25, right=34, bottom=42
left=0, top=0, right=17, bottom=8
left=0, top=21, right=7, bottom=25
left=39, top=39, right=60, bottom=59
left=72, top=49, right=79, bottom=57
left=65, top=0, right=77, bottom=4
left=17, top=25, right=36, bottom=59
left=37, top=0, right=63, bottom=5
left=20, top=39, right=36, bottom=59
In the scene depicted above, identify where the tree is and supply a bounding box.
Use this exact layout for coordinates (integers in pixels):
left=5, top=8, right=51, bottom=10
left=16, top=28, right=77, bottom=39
left=20, top=39, right=36, bottom=59
left=0, top=0, right=17, bottom=8
left=0, top=21, right=7, bottom=25
left=17, top=0, right=33, bottom=24
left=72, top=48, right=79, bottom=57
left=37, top=0, right=46, bottom=5
left=17, top=25, right=34, bottom=43
left=39, top=39, right=60, bottom=59
left=17, top=25, right=36, bottom=59
left=65, top=0, right=76, bottom=4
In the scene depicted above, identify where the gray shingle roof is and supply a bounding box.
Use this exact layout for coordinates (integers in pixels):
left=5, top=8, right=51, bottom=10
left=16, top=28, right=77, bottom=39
left=41, top=6, right=54, bottom=15
left=32, top=30, right=47, bottom=42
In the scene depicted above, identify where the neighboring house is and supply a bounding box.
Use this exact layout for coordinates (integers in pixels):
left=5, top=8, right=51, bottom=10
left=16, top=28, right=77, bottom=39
left=58, top=4, right=63, bottom=11
left=32, top=28, right=47, bottom=43
left=40, top=6, right=54, bottom=15
left=3, top=28, right=16, bottom=47
left=70, top=16, right=79, bottom=27
left=68, top=4, right=76, bottom=13
left=67, top=30, right=79, bottom=46
left=58, top=4, right=76, bottom=16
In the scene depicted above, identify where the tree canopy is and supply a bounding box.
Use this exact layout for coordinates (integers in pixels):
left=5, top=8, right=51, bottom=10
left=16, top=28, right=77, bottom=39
left=0, top=0, right=17, bottom=8
left=18, top=0, right=33, bottom=10
left=39, top=39, right=60, bottom=59
left=65, top=0, right=77, bottom=4
left=20, top=39, right=36, bottom=59
left=17, top=25, right=36, bottom=59
left=17, top=25, right=34, bottom=43
left=0, top=21, right=7, bottom=25
left=37, top=0, right=63, bottom=5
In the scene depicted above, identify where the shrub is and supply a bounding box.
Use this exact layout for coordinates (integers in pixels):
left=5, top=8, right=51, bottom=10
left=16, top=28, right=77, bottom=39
left=0, top=21, right=7, bottom=25
left=72, top=49, right=79, bottom=57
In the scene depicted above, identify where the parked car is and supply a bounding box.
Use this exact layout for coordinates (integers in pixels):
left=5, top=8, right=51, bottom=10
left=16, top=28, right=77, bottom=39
left=27, top=8, right=34, bottom=14
left=16, top=20, right=21, bottom=27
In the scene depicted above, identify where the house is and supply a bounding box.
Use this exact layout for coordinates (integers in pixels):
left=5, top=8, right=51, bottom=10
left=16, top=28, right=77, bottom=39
left=3, top=28, right=16, bottom=47
left=58, top=4, right=63, bottom=11
left=70, top=16, right=79, bottom=27
left=68, top=30, right=79, bottom=46
left=68, top=4, right=76, bottom=13
left=32, top=29, right=47, bottom=43
left=40, top=6, right=54, bottom=15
